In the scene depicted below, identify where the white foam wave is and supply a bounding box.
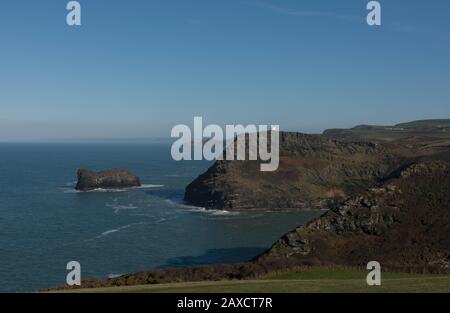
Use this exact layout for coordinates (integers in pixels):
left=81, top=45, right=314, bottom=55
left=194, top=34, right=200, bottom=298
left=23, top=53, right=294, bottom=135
left=87, top=184, right=164, bottom=193
left=106, top=204, right=138, bottom=210
left=163, top=198, right=239, bottom=216
left=164, top=198, right=200, bottom=209
left=97, top=222, right=142, bottom=238
left=108, top=273, right=124, bottom=279
left=188, top=207, right=240, bottom=216
left=101, top=229, right=120, bottom=236
left=127, top=214, right=173, bottom=224
left=106, top=203, right=138, bottom=215
left=137, top=184, right=165, bottom=189
left=60, top=183, right=164, bottom=193
left=61, top=188, right=80, bottom=194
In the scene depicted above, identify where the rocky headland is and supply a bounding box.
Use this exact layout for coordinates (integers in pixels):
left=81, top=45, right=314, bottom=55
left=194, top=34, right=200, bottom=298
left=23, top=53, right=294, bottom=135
left=184, top=131, right=450, bottom=211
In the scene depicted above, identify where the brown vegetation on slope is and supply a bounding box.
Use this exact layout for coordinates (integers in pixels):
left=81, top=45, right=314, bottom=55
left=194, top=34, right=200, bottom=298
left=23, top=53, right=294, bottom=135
left=184, top=132, right=448, bottom=211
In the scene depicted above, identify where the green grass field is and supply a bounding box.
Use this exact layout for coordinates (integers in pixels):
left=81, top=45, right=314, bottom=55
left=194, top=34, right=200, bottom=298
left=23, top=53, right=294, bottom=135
left=60, top=268, right=450, bottom=293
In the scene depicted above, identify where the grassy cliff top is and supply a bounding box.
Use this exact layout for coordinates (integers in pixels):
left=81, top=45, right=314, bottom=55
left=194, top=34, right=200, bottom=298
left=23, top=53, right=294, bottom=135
left=324, top=119, right=450, bottom=141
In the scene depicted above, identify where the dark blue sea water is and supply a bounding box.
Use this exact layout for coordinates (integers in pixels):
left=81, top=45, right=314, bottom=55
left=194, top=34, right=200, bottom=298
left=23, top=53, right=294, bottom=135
left=0, top=143, right=323, bottom=292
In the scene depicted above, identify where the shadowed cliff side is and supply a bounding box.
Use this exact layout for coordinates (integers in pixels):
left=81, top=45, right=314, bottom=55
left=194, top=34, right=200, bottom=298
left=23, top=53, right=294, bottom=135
left=258, top=161, right=450, bottom=270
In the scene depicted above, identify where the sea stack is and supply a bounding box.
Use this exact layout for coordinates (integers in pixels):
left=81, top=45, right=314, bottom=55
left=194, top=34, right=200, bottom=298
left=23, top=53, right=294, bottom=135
left=75, top=168, right=141, bottom=191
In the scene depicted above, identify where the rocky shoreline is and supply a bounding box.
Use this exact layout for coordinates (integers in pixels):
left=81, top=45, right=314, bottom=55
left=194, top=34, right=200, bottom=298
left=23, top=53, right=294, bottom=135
left=49, top=159, right=450, bottom=291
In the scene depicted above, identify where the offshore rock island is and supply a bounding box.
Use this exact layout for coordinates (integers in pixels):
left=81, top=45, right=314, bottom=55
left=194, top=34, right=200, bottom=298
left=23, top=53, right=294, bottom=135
left=75, top=168, right=141, bottom=191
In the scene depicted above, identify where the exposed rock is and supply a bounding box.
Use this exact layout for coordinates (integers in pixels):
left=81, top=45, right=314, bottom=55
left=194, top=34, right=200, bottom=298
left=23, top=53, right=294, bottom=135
left=258, top=161, right=450, bottom=270
left=75, top=168, right=141, bottom=191
left=184, top=131, right=450, bottom=211
left=184, top=132, right=407, bottom=211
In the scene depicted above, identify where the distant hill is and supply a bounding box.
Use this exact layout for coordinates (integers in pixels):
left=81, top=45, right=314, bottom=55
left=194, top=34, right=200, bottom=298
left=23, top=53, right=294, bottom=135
left=324, top=119, right=450, bottom=141
left=396, top=119, right=450, bottom=128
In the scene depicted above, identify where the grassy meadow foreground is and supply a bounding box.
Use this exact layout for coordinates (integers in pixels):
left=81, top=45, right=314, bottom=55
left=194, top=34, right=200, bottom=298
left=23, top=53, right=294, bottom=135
left=55, top=268, right=450, bottom=293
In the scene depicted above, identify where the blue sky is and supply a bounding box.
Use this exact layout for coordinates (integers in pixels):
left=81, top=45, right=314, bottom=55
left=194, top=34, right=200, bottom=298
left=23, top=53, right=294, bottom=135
left=1, top=0, right=450, bottom=141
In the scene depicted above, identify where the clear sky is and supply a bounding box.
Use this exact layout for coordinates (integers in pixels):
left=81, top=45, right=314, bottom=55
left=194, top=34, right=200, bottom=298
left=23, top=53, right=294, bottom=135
left=1, top=0, right=449, bottom=141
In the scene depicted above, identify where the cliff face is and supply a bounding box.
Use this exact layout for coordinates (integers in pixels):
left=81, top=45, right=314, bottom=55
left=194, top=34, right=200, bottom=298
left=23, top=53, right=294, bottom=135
left=185, top=132, right=404, bottom=211
left=258, top=161, right=450, bottom=270
left=75, top=168, right=141, bottom=191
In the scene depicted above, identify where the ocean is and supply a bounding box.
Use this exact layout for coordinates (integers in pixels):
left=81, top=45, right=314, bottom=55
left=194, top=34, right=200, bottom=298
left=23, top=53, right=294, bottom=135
left=0, top=143, right=323, bottom=292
